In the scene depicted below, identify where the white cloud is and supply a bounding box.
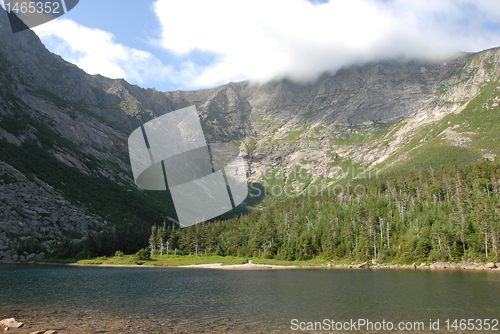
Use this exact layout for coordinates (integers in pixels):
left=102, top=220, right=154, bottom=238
left=154, top=0, right=500, bottom=87
left=33, top=19, right=175, bottom=88
left=25, top=0, right=500, bottom=91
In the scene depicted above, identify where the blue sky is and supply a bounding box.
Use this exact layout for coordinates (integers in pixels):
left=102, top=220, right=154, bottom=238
left=2, top=0, right=500, bottom=92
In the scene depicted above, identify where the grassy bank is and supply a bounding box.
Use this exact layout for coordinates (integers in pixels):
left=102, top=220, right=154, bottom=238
left=29, top=254, right=335, bottom=267
left=21, top=255, right=500, bottom=270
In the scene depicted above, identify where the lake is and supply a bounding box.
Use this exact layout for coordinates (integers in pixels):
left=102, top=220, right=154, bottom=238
left=1, top=264, right=499, bottom=333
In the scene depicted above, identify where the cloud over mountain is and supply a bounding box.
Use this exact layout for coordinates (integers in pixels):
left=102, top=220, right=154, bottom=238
left=154, top=0, right=500, bottom=86
left=22, top=0, right=500, bottom=90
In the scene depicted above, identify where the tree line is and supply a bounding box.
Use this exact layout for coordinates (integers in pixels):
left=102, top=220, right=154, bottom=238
left=147, top=160, right=500, bottom=263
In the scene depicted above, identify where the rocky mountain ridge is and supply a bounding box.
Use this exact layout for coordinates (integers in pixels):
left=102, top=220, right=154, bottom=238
left=1, top=4, right=500, bottom=259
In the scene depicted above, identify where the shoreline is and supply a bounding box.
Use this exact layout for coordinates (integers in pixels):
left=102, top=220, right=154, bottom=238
left=3, top=260, right=500, bottom=271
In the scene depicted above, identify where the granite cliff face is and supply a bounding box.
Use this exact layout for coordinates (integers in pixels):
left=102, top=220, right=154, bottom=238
left=1, top=5, right=500, bottom=259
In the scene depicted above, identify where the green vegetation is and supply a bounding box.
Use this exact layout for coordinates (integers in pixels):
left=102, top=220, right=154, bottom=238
left=114, top=250, right=125, bottom=258
left=133, top=248, right=151, bottom=261
left=485, top=62, right=495, bottom=73
left=282, top=127, right=307, bottom=142
left=328, top=123, right=393, bottom=145
left=380, top=79, right=500, bottom=174
left=152, top=160, right=500, bottom=264
left=62, top=159, right=500, bottom=266
left=244, top=137, right=257, bottom=154
left=75, top=254, right=249, bottom=266
left=388, top=143, right=482, bottom=172
left=30, top=254, right=330, bottom=266
left=312, top=125, right=325, bottom=135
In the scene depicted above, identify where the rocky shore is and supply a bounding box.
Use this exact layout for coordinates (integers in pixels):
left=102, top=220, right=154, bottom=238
left=13, top=259, right=500, bottom=271
left=327, top=261, right=500, bottom=271
left=0, top=314, right=292, bottom=334
left=177, top=260, right=500, bottom=271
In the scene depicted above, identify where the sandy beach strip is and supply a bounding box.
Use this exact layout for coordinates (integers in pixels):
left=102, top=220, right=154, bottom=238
left=177, top=260, right=301, bottom=269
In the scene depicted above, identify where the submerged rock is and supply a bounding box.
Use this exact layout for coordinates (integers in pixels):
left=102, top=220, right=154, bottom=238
left=0, top=317, right=24, bottom=329
left=430, top=262, right=449, bottom=269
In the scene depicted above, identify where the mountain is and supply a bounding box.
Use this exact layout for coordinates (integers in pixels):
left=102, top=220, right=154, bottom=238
left=1, top=4, right=500, bottom=261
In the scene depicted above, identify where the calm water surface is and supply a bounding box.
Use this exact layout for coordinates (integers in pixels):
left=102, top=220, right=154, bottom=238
left=0, top=264, right=499, bottom=331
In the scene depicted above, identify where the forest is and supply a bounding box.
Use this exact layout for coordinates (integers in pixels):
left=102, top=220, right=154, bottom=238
left=145, top=160, right=500, bottom=264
